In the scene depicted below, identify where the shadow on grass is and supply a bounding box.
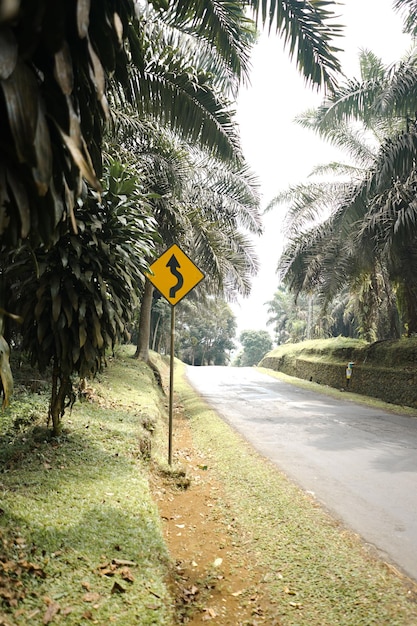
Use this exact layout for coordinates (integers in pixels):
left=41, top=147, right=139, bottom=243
left=0, top=503, right=171, bottom=626
left=29, top=503, right=167, bottom=565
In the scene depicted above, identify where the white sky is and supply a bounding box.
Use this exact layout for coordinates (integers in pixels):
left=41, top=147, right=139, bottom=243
left=232, top=0, right=413, bottom=339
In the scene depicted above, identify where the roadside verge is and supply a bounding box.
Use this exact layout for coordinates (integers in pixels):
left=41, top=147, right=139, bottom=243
left=173, top=362, right=417, bottom=626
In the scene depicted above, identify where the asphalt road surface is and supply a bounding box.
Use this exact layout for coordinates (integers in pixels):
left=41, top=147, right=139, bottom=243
left=185, top=365, right=417, bottom=581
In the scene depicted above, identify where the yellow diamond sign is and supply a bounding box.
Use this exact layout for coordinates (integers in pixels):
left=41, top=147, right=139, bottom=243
left=146, top=244, right=205, bottom=306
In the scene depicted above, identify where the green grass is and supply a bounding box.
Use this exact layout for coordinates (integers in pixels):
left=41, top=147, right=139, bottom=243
left=264, top=336, right=368, bottom=360
left=175, top=362, right=417, bottom=626
left=0, top=347, right=173, bottom=626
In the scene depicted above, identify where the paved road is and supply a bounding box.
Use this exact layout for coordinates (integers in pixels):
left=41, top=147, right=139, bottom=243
left=185, top=365, right=417, bottom=581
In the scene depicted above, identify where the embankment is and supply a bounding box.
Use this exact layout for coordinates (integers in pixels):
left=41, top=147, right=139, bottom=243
left=259, top=337, right=417, bottom=408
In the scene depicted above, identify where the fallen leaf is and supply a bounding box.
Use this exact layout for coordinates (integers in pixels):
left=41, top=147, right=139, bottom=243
left=21, top=561, right=46, bottom=578
left=231, top=590, right=244, bottom=597
left=61, top=607, right=73, bottom=616
left=213, top=558, right=223, bottom=568
left=99, top=568, right=116, bottom=577
left=82, top=610, right=93, bottom=620
left=15, top=537, right=26, bottom=547
left=82, top=592, right=101, bottom=603
left=42, top=601, right=60, bottom=624
left=112, top=559, right=136, bottom=567
left=51, top=550, right=63, bottom=558
left=120, top=567, right=134, bottom=583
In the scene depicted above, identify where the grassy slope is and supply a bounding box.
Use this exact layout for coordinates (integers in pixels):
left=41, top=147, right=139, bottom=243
left=259, top=337, right=417, bottom=408
left=175, top=362, right=417, bottom=626
left=0, top=347, right=173, bottom=626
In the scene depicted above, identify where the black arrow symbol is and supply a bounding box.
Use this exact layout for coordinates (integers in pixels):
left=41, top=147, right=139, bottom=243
left=166, top=254, right=184, bottom=299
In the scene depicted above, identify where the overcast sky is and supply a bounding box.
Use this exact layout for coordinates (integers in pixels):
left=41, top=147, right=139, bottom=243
left=232, top=0, right=413, bottom=338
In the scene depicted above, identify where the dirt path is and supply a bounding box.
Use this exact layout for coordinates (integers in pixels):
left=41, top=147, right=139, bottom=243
left=151, top=411, right=279, bottom=625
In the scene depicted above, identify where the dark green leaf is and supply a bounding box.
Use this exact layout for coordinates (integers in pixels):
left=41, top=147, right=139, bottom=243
left=0, top=26, right=17, bottom=79
left=1, top=61, right=38, bottom=164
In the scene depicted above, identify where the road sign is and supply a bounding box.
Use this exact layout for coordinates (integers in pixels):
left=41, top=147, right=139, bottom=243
left=146, top=244, right=205, bottom=306
left=146, top=245, right=205, bottom=464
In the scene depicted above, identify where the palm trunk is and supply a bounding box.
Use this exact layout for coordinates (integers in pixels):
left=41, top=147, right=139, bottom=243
left=307, top=294, right=313, bottom=340
left=135, top=279, right=154, bottom=361
left=152, top=314, right=161, bottom=351
left=397, top=253, right=417, bottom=336
left=403, top=281, right=417, bottom=336
left=381, top=265, right=401, bottom=339
left=49, top=361, right=70, bottom=436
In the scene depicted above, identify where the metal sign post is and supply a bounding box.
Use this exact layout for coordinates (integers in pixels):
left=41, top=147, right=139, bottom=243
left=168, top=305, right=175, bottom=465
left=146, top=244, right=204, bottom=465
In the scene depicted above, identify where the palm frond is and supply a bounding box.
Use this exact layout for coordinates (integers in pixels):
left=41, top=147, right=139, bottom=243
left=315, top=124, right=377, bottom=167
left=308, top=162, right=365, bottom=178
left=168, top=0, right=255, bottom=86
left=313, top=77, right=388, bottom=129
left=193, top=221, right=259, bottom=298
left=267, top=180, right=350, bottom=237
left=373, top=128, right=417, bottom=191
left=249, top=0, right=344, bottom=88
left=394, top=0, right=417, bottom=36
left=188, top=156, right=262, bottom=234
left=127, top=52, right=242, bottom=163
left=138, top=2, right=252, bottom=96
left=376, top=54, right=417, bottom=118
left=358, top=49, right=387, bottom=82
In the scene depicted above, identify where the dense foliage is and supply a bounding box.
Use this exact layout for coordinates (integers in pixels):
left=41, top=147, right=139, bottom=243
left=176, top=298, right=237, bottom=366
left=268, top=34, right=417, bottom=342
left=234, top=329, right=273, bottom=366
left=5, top=160, right=157, bottom=433
left=0, top=0, right=344, bottom=425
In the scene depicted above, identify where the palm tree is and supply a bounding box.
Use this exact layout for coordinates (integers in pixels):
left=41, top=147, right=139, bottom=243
left=310, top=45, right=417, bottom=335
left=0, top=0, right=343, bottom=248
left=268, top=48, right=417, bottom=339
left=124, top=128, right=262, bottom=363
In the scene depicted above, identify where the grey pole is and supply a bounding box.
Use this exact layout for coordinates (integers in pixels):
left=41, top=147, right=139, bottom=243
left=168, top=305, right=175, bottom=465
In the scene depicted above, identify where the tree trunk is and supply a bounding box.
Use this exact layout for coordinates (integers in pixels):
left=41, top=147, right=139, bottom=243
left=49, top=362, right=70, bottom=437
left=396, top=252, right=417, bottom=336
left=306, top=294, right=313, bottom=340
left=404, top=281, right=417, bottom=336
left=152, top=314, right=161, bottom=351
left=381, top=266, right=401, bottom=339
left=135, top=279, right=154, bottom=361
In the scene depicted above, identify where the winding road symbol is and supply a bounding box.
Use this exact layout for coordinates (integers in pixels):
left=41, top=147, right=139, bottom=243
left=166, top=254, right=184, bottom=298
left=146, top=244, right=205, bottom=306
